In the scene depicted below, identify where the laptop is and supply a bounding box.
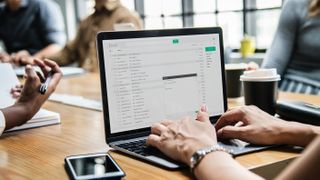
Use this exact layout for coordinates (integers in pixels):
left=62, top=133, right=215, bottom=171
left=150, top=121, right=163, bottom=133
left=96, top=27, right=269, bottom=170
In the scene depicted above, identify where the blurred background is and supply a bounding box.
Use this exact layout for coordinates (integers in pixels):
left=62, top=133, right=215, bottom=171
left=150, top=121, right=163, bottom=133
left=55, top=0, right=282, bottom=52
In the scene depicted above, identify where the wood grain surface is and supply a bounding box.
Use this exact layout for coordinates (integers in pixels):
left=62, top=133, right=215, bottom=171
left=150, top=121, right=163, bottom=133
left=0, top=73, right=318, bottom=179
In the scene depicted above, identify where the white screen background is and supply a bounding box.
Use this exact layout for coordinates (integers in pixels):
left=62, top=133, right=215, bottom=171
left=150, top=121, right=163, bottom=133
left=103, top=34, right=225, bottom=133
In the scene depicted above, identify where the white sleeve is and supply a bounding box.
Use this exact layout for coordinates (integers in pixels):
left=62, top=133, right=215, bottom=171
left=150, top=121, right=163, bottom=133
left=0, top=110, right=6, bottom=136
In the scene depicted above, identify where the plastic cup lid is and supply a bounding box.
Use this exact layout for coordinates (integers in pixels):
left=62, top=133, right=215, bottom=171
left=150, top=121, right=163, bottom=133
left=240, top=68, right=281, bottom=82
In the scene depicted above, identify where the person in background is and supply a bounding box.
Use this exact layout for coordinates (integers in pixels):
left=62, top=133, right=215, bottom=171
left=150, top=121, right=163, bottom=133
left=147, top=105, right=320, bottom=179
left=0, top=0, right=66, bottom=65
left=0, top=59, right=62, bottom=135
left=262, top=0, right=320, bottom=95
left=49, top=0, right=143, bottom=72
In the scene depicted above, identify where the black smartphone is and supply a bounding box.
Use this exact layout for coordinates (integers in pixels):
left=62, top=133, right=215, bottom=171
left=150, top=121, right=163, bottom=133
left=64, top=152, right=125, bottom=180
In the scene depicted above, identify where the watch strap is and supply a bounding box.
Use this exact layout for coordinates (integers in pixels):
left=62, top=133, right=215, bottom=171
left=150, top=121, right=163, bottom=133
left=190, top=145, right=232, bottom=173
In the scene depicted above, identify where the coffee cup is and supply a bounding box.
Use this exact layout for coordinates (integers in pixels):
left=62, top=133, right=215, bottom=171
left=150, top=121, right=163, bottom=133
left=225, top=63, right=247, bottom=98
left=240, top=69, right=281, bottom=115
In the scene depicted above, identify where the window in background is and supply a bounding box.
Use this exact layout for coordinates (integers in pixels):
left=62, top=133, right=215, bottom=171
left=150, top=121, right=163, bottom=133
left=246, top=0, right=282, bottom=50
left=75, top=0, right=95, bottom=21
left=218, top=12, right=243, bottom=48
left=144, top=0, right=182, bottom=29
left=75, top=0, right=283, bottom=50
left=217, top=0, right=243, bottom=11
left=256, top=0, right=282, bottom=9
left=193, top=0, right=216, bottom=27
left=193, top=0, right=215, bottom=13
left=248, top=10, right=281, bottom=49
left=120, top=0, right=135, bottom=11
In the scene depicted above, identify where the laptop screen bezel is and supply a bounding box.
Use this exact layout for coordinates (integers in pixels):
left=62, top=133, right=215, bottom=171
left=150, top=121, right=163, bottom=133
left=96, top=27, right=228, bottom=143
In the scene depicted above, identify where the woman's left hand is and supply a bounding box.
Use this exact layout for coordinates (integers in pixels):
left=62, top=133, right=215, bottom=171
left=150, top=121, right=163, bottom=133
left=146, top=105, right=217, bottom=166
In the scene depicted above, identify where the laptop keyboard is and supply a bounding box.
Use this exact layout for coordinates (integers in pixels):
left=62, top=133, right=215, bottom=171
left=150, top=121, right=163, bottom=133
left=117, top=139, right=162, bottom=156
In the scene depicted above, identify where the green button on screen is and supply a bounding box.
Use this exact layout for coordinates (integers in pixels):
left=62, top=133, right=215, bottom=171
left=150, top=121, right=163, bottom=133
left=205, top=46, right=216, bottom=52
left=172, top=39, right=179, bottom=44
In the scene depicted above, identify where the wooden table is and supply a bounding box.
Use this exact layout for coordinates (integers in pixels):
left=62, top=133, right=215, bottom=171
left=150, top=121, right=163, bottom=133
left=0, top=73, right=319, bottom=179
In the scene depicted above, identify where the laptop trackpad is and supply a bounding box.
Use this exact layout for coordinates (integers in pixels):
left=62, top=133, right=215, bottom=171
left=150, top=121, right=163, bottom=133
left=218, top=139, right=270, bottom=156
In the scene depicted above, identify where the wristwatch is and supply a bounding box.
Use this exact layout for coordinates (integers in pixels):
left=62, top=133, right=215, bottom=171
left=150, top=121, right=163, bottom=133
left=190, top=145, right=232, bottom=173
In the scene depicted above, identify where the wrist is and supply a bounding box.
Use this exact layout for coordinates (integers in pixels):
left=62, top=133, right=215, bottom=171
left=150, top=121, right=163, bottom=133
left=14, top=101, right=37, bottom=120
left=185, top=141, right=217, bottom=165
left=190, top=145, right=232, bottom=173
left=278, top=121, right=318, bottom=147
left=193, top=150, right=233, bottom=178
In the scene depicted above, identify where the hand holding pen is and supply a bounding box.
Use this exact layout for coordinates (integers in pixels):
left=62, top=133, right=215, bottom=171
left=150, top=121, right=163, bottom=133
left=12, top=59, right=62, bottom=117
left=39, top=71, right=54, bottom=94
left=6, top=59, right=62, bottom=129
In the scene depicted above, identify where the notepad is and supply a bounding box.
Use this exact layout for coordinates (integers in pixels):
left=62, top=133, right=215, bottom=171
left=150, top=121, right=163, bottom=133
left=0, top=63, right=61, bottom=132
left=0, top=63, right=19, bottom=108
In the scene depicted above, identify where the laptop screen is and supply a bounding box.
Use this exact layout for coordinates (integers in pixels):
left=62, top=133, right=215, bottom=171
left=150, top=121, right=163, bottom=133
left=102, top=32, right=225, bottom=134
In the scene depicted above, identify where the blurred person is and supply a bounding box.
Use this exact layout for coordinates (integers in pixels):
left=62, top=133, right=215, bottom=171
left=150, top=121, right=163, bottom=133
left=50, top=0, right=143, bottom=72
left=0, top=0, right=66, bottom=65
left=0, top=59, right=62, bottom=135
left=147, top=105, right=320, bottom=179
left=263, top=0, right=320, bottom=95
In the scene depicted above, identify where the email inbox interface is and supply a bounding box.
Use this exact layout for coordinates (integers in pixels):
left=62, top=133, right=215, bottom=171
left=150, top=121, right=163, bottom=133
left=103, top=34, right=224, bottom=133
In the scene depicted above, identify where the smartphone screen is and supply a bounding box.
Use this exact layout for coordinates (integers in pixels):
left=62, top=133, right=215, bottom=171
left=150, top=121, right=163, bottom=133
left=65, top=153, right=125, bottom=179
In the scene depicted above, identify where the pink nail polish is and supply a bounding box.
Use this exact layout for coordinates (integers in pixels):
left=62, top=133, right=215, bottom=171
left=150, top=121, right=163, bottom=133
left=201, top=104, right=207, bottom=112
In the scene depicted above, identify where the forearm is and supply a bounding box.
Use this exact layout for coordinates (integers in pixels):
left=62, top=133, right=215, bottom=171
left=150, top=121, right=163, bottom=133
left=33, top=44, right=62, bottom=59
left=194, top=152, right=263, bottom=180
left=276, top=136, right=320, bottom=180
left=1, top=103, right=34, bottom=130
left=277, top=121, right=320, bottom=147
left=47, top=44, right=75, bottom=66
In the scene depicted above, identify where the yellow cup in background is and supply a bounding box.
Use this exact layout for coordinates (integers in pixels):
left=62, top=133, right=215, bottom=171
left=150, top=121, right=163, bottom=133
left=240, top=35, right=255, bottom=57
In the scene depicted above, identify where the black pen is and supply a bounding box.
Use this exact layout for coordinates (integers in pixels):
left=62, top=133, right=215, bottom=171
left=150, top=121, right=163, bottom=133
left=39, top=71, right=53, bottom=94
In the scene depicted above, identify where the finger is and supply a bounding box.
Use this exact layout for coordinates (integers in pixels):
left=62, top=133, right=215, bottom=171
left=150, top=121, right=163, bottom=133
left=43, top=59, right=62, bottom=74
left=36, top=71, right=45, bottom=83
left=16, top=84, right=23, bottom=88
left=42, top=59, right=62, bottom=92
left=200, top=104, right=207, bottom=112
left=10, top=86, right=22, bottom=93
left=196, top=110, right=210, bottom=122
left=11, top=53, right=19, bottom=65
left=146, top=134, right=161, bottom=149
left=11, top=92, right=21, bottom=98
left=34, top=59, right=50, bottom=77
left=217, top=126, right=248, bottom=140
left=160, top=119, right=174, bottom=126
left=151, top=123, right=168, bottom=135
left=20, top=57, right=28, bottom=65
left=25, top=65, right=39, bottom=84
left=234, top=121, right=244, bottom=127
left=214, top=108, right=247, bottom=130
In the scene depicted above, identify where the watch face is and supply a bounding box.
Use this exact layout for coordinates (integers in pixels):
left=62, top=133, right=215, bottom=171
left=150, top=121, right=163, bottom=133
left=190, top=149, right=206, bottom=168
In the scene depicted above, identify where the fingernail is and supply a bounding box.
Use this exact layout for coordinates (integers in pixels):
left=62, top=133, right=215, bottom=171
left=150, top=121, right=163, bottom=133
left=201, top=104, right=207, bottom=112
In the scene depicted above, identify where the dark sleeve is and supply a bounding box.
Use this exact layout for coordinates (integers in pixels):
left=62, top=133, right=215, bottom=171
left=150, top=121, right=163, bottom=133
left=37, top=0, right=66, bottom=46
left=262, top=0, right=300, bottom=76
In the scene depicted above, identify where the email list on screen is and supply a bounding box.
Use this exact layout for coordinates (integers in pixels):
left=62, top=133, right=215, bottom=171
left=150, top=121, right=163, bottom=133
left=103, top=34, right=224, bottom=133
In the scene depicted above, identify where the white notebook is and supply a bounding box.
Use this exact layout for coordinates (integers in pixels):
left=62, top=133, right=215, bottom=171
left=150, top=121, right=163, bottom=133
left=0, top=63, right=60, bottom=132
